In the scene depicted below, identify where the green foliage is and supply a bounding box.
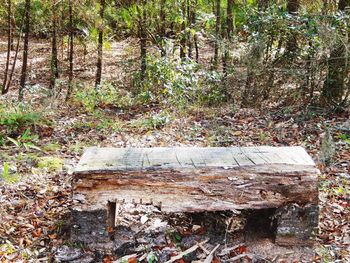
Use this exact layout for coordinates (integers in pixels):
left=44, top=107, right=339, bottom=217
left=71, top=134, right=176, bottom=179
left=136, top=56, right=200, bottom=104
left=135, top=55, right=224, bottom=106
left=37, top=156, right=64, bottom=172
left=131, top=111, right=170, bottom=131
left=338, top=134, right=350, bottom=144
left=73, top=84, right=133, bottom=113
left=1, top=162, right=20, bottom=184
left=0, top=104, right=42, bottom=135
left=6, top=129, right=41, bottom=151
left=147, top=252, right=158, bottom=263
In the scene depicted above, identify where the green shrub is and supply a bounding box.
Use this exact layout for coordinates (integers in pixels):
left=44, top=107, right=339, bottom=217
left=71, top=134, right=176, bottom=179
left=37, top=157, right=64, bottom=172
left=73, top=83, right=133, bottom=113
left=134, top=55, right=225, bottom=107
left=135, top=56, right=200, bottom=105
left=0, top=103, right=42, bottom=135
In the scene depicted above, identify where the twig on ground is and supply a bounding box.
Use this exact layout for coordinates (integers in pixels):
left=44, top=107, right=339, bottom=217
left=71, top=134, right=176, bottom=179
left=227, top=253, right=253, bottom=262
left=165, top=240, right=209, bottom=263
left=218, top=243, right=245, bottom=256
left=203, top=244, right=220, bottom=263
left=198, top=242, right=210, bottom=255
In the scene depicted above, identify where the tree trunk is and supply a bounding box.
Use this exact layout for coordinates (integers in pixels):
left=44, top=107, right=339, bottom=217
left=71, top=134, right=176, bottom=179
left=2, top=0, right=11, bottom=95
left=19, top=0, right=31, bottom=101
left=180, top=0, right=187, bottom=59
left=222, top=0, right=234, bottom=100
left=285, top=0, right=300, bottom=55
left=213, top=0, right=221, bottom=69
left=187, top=0, right=193, bottom=58
left=258, top=0, right=269, bottom=10
left=66, top=0, right=74, bottom=101
left=338, top=0, right=349, bottom=10
left=10, top=15, right=15, bottom=51
left=321, top=0, right=350, bottom=106
left=227, top=0, right=234, bottom=39
left=138, top=0, right=147, bottom=81
left=160, top=0, right=166, bottom=57
left=49, top=0, right=59, bottom=92
left=95, top=0, right=105, bottom=88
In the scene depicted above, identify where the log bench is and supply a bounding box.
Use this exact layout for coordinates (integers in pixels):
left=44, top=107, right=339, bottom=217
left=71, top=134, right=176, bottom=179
left=71, top=146, right=319, bottom=249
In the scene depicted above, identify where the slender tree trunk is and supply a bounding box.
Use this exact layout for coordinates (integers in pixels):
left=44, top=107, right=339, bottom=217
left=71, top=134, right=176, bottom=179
left=160, top=0, right=166, bottom=57
left=227, top=0, right=234, bottom=39
left=5, top=26, right=22, bottom=95
left=285, top=0, right=300, bottom=55
left=258, top=0, right=269, bottom=10
left=213, top=0, right=221, bottom=69
left=49, top=0, right=59, bottom=92
left=180, top=0, right=187, bottom=59
left=2, top=0, right=12, bottom=95
left=187, top=0, right=193, bottom=58
left=19, top=0, right=31, bottom=101
left=95, top=0, right=105, bottom=88
left=222, top=0, right=234, bottom=101
left=321, top=0, right=350, bottom=106
left=10, top=15, right=15, bottom=51
left=193, top=0, right=199, bottom=62
left=338, top=0, right=349, bottom=10
left=138, top=0, right=147, bottom=81
left=66, top=0, right=74, bottom=101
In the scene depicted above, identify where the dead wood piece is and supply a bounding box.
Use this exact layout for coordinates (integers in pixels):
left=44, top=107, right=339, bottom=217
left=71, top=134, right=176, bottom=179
left=165, top=240, right=208, bottom=263
left=203, top=244, right=220, bottom=263
left=218, top=243, right=245, bottom=256
left=198, top=242, right=210, bottom=255
left=227, top=253, right=253, bottom=262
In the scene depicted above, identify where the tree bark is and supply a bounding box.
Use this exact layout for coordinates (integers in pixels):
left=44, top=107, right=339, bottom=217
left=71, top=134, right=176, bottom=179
left=160, top=0, right=166, bottom=57
left=285, top=0, right=300, bottom=55
left=49, top=0, right=59, bottom=92
left=2, top=0, right=11, bottom=95
left=19, top=0, right=31, bottom=101
left=213, top=0, right=221, bottom=69
left=180, top=0, right=187, bottom=59
left=338, top=0, right=349, bottom=10
left=227, top=0, right=234, bottom=39
left=187, top=0, right=193, bottom=58
left=95, top=0, right=105, bottom=88
left=66, top=0, right=74, bottom=101
left=193, top=0, right=199, bottom=62
left=258, top=0, right=269, bottom=10
left=138, top=0, right=147, bottom=81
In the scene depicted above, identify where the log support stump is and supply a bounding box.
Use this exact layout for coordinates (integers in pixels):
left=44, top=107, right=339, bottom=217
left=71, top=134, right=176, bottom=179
left=71, top=147, right=319, bottom=251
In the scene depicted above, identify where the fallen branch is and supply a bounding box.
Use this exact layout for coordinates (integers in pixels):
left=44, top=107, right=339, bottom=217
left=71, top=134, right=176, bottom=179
left=165, top=240, right=208, bottom=263
left=198, top=242, right=210, bottom=255
left=203, top=244, right=220, bottom=263
left=227, top=253, right=253, bottom=262
left=218, top=243, right=245, bottom=256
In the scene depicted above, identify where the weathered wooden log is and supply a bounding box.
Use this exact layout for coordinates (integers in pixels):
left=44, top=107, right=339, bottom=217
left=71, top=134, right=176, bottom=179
left=71, top=146, right=319, bottom=249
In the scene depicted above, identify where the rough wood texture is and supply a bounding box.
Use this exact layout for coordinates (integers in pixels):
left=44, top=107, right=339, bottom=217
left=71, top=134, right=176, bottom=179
left=71, top=146, right=319, bottom=247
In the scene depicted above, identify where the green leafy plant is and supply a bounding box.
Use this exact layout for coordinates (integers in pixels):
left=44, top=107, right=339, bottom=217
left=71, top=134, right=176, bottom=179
left=338, top=134, right=350, bottom=144
left=73, top=83, right=133, bottom=113
left=1, top=162, right=20, bottom=184
left=147, top=252, right=158, bottom=263
left=37, top=157, right=64, bottom=172
left=6, top=129, right=41, bottom=151
left=0, top=103, right=46, bottom=139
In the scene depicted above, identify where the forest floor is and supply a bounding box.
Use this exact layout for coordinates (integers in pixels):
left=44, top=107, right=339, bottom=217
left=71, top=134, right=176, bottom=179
left=0, top=38, right=349, bottom=262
